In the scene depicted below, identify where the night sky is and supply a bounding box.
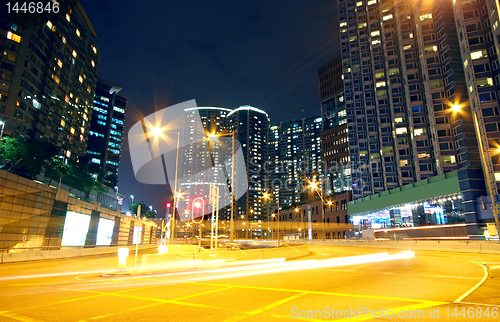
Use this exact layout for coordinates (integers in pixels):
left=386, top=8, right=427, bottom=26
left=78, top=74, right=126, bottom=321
left=82, top=0, right=339, bottom=216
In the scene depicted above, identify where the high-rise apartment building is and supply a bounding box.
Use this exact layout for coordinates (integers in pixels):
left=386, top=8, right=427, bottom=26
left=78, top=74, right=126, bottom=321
left=179, top=107, right=232, bottom=220
left=340, top=0, right=500, bottom=237
left=176, top=105, right=269, bottom=237
left=0, top=4, right=100, bottom=158
left=318, top=56, right=350, bottom=193
left=226, top=106, right=269, bottom=236
left=86, top=79, right=127, bottom=188
left=268, top=116, right=323, bottom=208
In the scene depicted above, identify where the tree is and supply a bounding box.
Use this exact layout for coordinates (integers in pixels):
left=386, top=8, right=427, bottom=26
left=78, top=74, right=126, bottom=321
left=0, top=137, right=59, bottom=179
left=144, top=210, right=157, bottom=219
left=44, top=156, right=70, bottom=186
left=129, top=201, right=147, bottom=217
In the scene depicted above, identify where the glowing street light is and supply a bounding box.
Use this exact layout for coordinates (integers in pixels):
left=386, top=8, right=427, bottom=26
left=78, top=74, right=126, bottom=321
left=451, top=102, right=500, bottom=236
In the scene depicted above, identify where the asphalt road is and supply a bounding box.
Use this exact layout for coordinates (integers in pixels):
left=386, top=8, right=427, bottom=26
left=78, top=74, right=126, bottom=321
left=0, top=245, right=499, bottom=322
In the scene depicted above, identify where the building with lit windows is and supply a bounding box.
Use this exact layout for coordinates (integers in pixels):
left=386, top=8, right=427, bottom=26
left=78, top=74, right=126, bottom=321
left=339, top=0, right=500, bottom=238
left=179, top=107, right=232, bottom=221
left=0, top=3, right=100, bottom=158
left=226, top=106, right=269, bottom=237
left=267, top=116, right=323, bottom=208
left=86, top=79, right=127, bottom=188
left=318, top=56, right=351, bottom=194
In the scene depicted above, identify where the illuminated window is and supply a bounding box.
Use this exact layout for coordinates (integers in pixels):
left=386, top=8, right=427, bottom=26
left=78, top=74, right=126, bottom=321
left=72, top=50, right=77, bottom=58
left=359, top=22, right=367, bottom=29
left=60, top=119, right=66, bottom=127
left=441, top=155, right=456, bottom=164
left=404, top=44, right=412, bottom=51
left=425, top=46, right=438, bottom=52
left=66, top=150, right=71, bottom=158
left=395, top=127, right=407, bottom=135
left=340, top=22, right=347, bottom=27
left=375, top=72, right=385, bottom=78
left=78, top=75, right=83, bottom=83
left=395, top=117, right=404, bottom=123
left=6, top=31, right=21, bottom=43
left=495, top=172, right=500, bottom=182
left=371, top=30, right=380, bottom=37
left=91, top=60, right=95, bottom=67
left=91, top=45, right=97, bottom=54
left=471, top=50, right=487, bottom=60
left=376, top=89, right=386, bottom=96
left=357, top=1, right=363, bottom=6
left=350, top=36, right=357, bottom=42
left=51, top=74, right=60, bottom=84
left=372, top=39, right=381, bottom=45
left=418, top=152, right=430, bottom=159
left=70, top=127, right=75, bottom=134
left=419, top=13, right=432, bottom=21
left=383, top=14, right=393, bottom=21
left=389, top=68, right=399, bottom=75
left=92, top=158, right=100, bottom=164
left=376, top=81, right=386, bottom=88
left=414, top=128, right=426, bottom=136
left=476, top=77, right=493, bottom=87
left=368, top=0, right=377, bottom=5
left=76, top=29, right=80, bottom=37
left=57, top=59, right=63, bottom=68
left=66, top=14, right=70, bottom=22
left=46, top=21, right=55, bottom=31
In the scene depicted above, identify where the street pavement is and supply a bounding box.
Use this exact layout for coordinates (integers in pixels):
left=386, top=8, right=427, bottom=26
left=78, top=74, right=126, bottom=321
left=0, top=245, right=499, bottom=321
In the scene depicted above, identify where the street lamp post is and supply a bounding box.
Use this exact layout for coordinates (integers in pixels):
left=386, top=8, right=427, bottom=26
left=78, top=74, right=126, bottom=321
left=309, top=181, right=326, bottom=240
left=453, top=104, right=500, bottom=237
left=207, top=132, right=235, bottom=244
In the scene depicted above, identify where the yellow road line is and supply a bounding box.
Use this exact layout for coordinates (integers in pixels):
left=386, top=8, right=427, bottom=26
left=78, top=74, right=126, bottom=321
left=183, top=281, right=434, bottom=303
left=173, top=286, right=235, bottom=301
left=222, top=292, right=308, bottom=322
left=0, top=311, right=46, bottom=322
left=88, top=303, right=162, bottom=320
left=9, top=294, right=105, bottom=312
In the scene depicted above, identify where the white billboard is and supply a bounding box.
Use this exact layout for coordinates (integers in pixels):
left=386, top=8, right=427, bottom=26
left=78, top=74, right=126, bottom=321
left=96, top=218, right=115, bottom=246
left=61, top=212, right=91, bottom=246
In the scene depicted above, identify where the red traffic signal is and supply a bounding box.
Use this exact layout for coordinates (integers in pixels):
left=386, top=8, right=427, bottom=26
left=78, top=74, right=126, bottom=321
left=192, top=198, right=204, bottom=223
left=166, top=202, right=172, bottom=208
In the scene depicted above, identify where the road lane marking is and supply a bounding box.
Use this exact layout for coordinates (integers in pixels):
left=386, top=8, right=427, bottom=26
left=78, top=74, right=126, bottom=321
left=73, top=288, right=244, bottom=313
left=87, top=303, right=162, bottom=320
left=8, top=294, right=105, bottom=312
left=456, top=301, right=500, bottom=307
left=222, top=292, right=308, bottom=322
left=183, top=281, right=437, bottom=303
left=172, top=286, right=235, bottom=301
left=454, top=261, right=488, bottom=303
left=0, top=311, right=46, bottom=322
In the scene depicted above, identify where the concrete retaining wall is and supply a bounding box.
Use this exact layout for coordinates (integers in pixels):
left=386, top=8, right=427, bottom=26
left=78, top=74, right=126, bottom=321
left=0, top=245, right=156, bottom=264
left=303, top=239, right=500, bottom=255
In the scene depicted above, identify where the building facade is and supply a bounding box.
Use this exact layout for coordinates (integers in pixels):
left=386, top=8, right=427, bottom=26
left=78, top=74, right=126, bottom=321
left=318, top=55, right=351, bottom=194
left=0, top=3, right=100, bottom=159
left=179, top=107, right=232, bottom=221
left=268, top=116, right=323, bottom=209
left=226, top=106, right=269, bottom=237
left=339, top=0, right=500, bottom=238
left=87, top=79, right=127, bottom=188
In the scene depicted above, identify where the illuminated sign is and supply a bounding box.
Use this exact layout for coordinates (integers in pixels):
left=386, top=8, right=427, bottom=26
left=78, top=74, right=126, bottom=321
left=132, top=226, right=142, bottom=245
left=61, top=212, right=91, bottom=246
left=96, top=218, right=115, bottom=246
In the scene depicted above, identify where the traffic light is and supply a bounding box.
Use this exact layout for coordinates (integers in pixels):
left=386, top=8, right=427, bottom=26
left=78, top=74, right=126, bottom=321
left=166, top=202, right=172, bottom=208
left=192, top=198, right=204, bottom=223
